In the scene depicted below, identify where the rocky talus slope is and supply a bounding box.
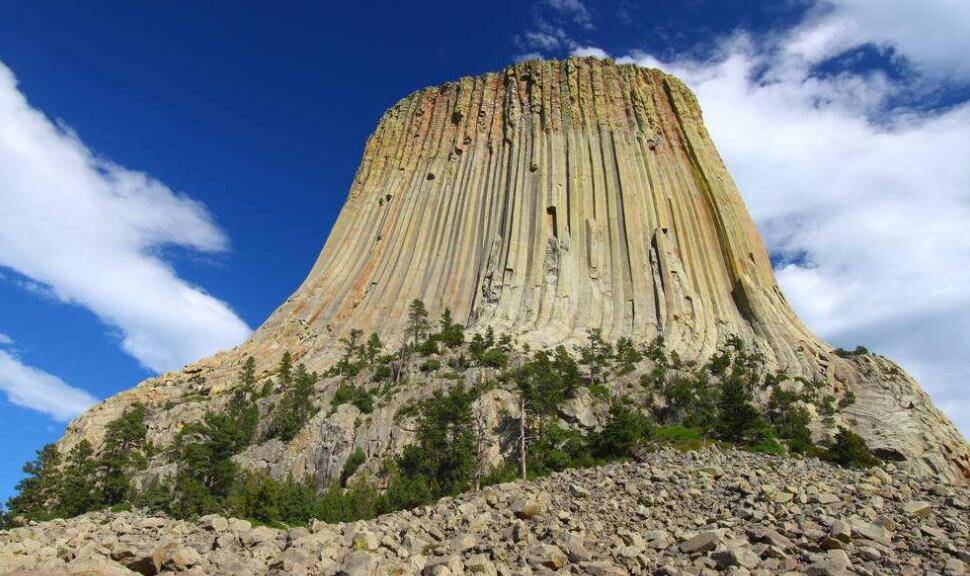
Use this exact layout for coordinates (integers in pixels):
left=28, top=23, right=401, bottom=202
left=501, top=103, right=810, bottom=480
left=53, top=57, right=970, bottom=485
left=3, top=449, right=969, bottom=576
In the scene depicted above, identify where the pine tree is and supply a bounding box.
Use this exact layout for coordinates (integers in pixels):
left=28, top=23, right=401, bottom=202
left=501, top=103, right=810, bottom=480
left=715, top=373, right=769, bottom=443
left=56, top=440, right=99, bottom=518
left=278, top=351, right=293, bottom=385
left=267, top=363, right=318, bottom=441
left=437, top=308, right=464, bottom=348
left=406, top=299, right=430, bottom=350
left=340, top=447, right=366, bottom=486
left=395, top=385, right=476, bottom=497
left=592, top=402, right=653, bottom=459
left=5, top=444, right=62, bottom=523
left=99, top=403, right=148, bottom=506
left=364, top=332, right=384, bottom=365
left=336, top=329, right=365, bottom=376
left=823, top=428, right=878, bottom=468
left=241, top=356, right=257, bottom=389
left=578, top=328, right=613, bottom=385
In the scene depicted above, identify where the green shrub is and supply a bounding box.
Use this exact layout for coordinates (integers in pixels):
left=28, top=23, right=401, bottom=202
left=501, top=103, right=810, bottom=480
left=823, top=428, right=878, bottom=468
left=592, top=402, right=653, bottom=460
left=479, top=347, right=508, bottom=369
left=373, top=364, right=392, bottom=382
left=436, top=308, right=465, bottom=348
left=527, top=424, right=594, bottom=476
left=266, top=355, right=319, bottom=441
left=833, top=345, right=869, bottom=358
left=419, top=359, right=441, bottom=373
left=340, top=447, right=366, bottom=486
left=331, top=383, right=374, bottom=414
left=652, top=425, right=705, bottom=450
left=838, top=390, right=856, bottom=409
left=98, top=403, right=149, bottom=506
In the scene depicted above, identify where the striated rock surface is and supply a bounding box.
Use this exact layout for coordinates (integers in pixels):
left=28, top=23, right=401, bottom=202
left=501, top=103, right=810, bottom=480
left=3, top=449, right=969, bottom=575
left=56, top=57, right=969, bottom=483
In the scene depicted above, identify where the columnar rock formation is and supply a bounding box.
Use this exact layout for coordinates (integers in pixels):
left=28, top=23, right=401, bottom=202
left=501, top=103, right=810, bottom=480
left=258, top=57, right=813, bottom=366
left=58, top=58, right=969, bottom=483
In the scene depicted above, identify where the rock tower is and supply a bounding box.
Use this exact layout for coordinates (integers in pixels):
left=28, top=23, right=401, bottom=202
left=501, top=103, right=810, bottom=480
left=60, top=58, right=970, bottom=483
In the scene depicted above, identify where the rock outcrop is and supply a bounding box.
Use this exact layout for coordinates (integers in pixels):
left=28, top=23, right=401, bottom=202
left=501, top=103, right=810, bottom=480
left=4, top=449, right=969, bottom=575
left=55, top=57, right=969, bottom=483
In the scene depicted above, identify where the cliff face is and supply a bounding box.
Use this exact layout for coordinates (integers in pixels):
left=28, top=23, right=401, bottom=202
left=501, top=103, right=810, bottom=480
left=258, top=57, right=811, bottom=365
left=58, top=58, right=970, bottom=483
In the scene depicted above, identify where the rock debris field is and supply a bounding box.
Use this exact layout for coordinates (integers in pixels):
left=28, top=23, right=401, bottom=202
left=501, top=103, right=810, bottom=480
left=2, top=448, right=968, bottom=576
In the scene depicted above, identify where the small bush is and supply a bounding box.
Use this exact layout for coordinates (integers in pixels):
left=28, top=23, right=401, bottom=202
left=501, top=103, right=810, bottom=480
left=748, top=437, right=786, bottom=456
left=340, top=447, right=366, bottom=486
left=833, top=345, right=870, bottom=358
left=479, top=348, right=508, bottom=369
left=331, top=384, right=374, bottom=414
left=372, top=364, right=392, bottom=382
left=592, top=403, right=653, bottom=460
left=823, top=428, right=878, bottom=468
left=419, top=359, right=441, bottom=373
left=653, top=425, right=704, bottom=450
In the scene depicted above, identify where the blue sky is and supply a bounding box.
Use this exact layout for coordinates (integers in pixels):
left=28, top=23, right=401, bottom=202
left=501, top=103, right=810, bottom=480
left=2, top=0, right=970, bottom=503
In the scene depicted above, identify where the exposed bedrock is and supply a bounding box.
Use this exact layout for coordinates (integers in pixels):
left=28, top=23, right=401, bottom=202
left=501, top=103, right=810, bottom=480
left=58, top=57, right=969, bottom=483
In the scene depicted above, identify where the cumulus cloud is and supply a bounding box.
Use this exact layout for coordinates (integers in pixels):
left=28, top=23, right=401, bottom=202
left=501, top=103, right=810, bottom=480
left=606, top=0, right=970, bottom=434
left=0, top=60, right=252, bottom=375
left=513, top=0, right=595, bottom=59
left=0, top=337, right=96, bottom=421
left=570, top=46, right=609, bottom=59
left=806, top=0, right=970, bottom=81
left=544, top=0, right=593, bottom=30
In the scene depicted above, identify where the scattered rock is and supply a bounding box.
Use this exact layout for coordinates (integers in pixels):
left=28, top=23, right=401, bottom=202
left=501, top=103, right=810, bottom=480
left=679, top=532, right=722, bottom=554
left=2, top=448, right=967, bottom=576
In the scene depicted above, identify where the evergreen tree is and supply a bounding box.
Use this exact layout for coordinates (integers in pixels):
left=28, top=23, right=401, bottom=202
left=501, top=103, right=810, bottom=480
left=5, top=444, right=62, bottom=523
left=592, top=402, right=653, bottom=460
left=436, top=308, right=465, bottom=348
left=406, top=299, right=430, bottom=350
left=714, top=369, right=770, bottom=443
left=516, top=348, right=579, bottom=421
left=364, top=332, right=384, bottom=365
left=278, top=351, right=293, bottom=385
left=614, top=337, right=643, bottom=375
left=172, top=371, right=262, bottom=517
left=335, top=329, right=365, bottom=376
left=661, top=371, right=717, bottom=428
left=56, top=440, right=99, bottom=518
left=266, top=363, right=318, bottom=441
left=578, top=328, right=613, bottom=385
left=387, top=385, right=476, bottom=502
left=823, top=428, right=878, bottom=468
left=340, top=447, right=366, bottom=486
left=99, top=403, right=149, bottom=506
left=241, top=356, right=257, bottom=389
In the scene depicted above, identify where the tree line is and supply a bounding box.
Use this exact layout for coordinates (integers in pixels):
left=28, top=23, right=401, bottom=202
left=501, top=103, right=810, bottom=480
left=2, top=300, right=876, bottom=527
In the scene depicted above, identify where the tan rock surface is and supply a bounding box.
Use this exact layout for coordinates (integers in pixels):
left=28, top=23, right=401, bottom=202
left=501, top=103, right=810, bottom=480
left=56, top=57, right=969, bottom=483
left=3, top=449, right=969, bottom=576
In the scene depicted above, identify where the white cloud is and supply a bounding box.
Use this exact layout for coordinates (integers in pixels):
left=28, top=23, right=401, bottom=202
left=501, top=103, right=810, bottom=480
left=0, top=333, right=12, bottom=346
left=810, top=0, right=970, bottom=81
left=613, top=0, right=970, bottom=435
left=570, top=46, right=609, bottom=59
left=0, top=350, right=97, bottom=421
left=545, top=0, right=593, bottom=30
left=514, top=0, right=595, bottom=58
left=0, top=60, right=252, bottom=374
left=514, top=52, right=546, bottom=63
